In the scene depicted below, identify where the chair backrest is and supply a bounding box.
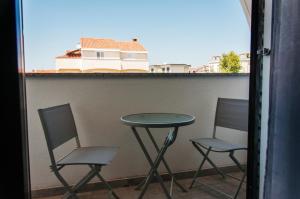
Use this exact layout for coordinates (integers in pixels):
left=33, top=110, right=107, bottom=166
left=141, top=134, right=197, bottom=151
left=38, top=104, right=79, bottom=152
left=213, top=98, right=249, bottom=136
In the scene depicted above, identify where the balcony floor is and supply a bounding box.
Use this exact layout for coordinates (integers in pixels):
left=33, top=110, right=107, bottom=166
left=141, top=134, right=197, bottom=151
left=36, top=172, right=246, bottom=199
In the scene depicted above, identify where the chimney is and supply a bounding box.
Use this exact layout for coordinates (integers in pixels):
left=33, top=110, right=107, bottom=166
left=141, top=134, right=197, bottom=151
left=132, top=38, right=138, bottom=42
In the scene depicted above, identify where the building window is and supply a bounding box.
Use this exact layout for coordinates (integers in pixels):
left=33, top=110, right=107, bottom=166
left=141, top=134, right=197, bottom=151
left=166, top=67, right=170, bottom=72
left=151, top=68, right=154, bottom=72
left=127, top=53, right=135, bottom=59
left=97, top=52, right=104, bottom=59
left=162, top=68, right=165, bottom=72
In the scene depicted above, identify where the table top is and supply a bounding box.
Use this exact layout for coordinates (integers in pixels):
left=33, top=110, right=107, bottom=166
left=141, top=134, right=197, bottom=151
left=120, top=113, right=195, bottom=128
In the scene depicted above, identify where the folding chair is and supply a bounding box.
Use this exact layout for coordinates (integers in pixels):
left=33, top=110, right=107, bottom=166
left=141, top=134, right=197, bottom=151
left=38, top=103, right=119, bottom=199
left=189, top=98, right=248, bottom=199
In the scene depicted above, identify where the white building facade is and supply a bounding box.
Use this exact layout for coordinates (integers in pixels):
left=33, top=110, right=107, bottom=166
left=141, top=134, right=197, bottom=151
left=208, top=56, right=222, bottom=73
left=149, top=64, right=191, bottom=73
left=56, top=38, right=149, bottom=72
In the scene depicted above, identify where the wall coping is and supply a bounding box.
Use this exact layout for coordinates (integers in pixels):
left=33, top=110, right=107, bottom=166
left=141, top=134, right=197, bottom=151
left=25, top=73, right=249, bottom=78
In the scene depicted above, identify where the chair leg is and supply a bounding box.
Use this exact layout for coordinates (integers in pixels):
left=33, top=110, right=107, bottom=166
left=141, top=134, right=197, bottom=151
left=190, top=144, right=247, bottom=198
left=97, top=172, right=120, bottom=198
left=53, top=165, right=117, bottom=199
left=192, top=142, right=226, bottom=178
left=233, top=171, right=246, bottom=199
left=229, top=151, right=247, bottom=199
left=52, top=168, right=79, bottom=199
left=89, top=165, right=120, bottom=199
left=229, top=151, right=245, bottom=172
left=189, top=146, right=211, bottom=189
left=63, top=165, right=102, bottom=199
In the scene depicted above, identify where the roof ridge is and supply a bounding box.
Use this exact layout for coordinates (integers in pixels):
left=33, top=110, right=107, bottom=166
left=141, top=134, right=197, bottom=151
left=80, top=37, right=146, bottom=51
left=81, top=37, right=140, bottom=43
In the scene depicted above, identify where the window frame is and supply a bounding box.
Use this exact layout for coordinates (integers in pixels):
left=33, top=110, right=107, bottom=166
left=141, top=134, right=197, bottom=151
left=5, top=0, right=265, bottom=198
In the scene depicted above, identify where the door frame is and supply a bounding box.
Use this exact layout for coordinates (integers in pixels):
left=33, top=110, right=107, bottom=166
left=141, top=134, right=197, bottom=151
left=1, top=0, right=31, bottom=198
left=2, top=0, right=264, bottom=198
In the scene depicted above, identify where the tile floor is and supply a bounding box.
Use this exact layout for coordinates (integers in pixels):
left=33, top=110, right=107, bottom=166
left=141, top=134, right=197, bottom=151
left=36, top=172, right=246, bottom=199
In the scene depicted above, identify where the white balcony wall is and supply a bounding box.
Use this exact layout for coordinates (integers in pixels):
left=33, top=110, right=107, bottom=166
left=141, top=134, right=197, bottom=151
left=26, top=75, right=249, bottom=190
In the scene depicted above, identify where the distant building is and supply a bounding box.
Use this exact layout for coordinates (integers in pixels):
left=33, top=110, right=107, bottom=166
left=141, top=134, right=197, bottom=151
left=194, top=65, right=210, bottom=73
left=55, top=37, right=149, bottom=73
left=239, top=52, right=251, bottom=73
left=188, top=67, right=200, bottom=73
left=149, top=64, right=191, bottom=73
left=208, top=55, right=222, bottom=73
left=31, top=69, right=60, bottom=73
left=208, top=52, right=250, bottom=73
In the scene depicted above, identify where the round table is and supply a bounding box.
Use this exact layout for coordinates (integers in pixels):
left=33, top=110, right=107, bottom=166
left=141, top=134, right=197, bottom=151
left=120, top=113, right=195, bottom=199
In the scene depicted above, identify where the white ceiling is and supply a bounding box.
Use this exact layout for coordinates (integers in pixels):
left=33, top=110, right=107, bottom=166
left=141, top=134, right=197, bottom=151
left=240, top=0, right=252, bottom=26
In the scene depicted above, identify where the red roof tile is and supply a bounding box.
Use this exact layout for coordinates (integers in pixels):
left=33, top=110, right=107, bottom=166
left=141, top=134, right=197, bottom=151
left=80, top=38, right=146, bottom=51
left=56, top=49, right=81, bottom=59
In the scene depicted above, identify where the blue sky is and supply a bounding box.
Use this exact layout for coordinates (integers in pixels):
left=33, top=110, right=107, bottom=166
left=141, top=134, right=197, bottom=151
left=23, top=0, right=250, bottom=71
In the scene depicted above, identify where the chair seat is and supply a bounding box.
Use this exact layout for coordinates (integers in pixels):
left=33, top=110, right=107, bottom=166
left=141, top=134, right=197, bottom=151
left=57, top=146, right=118, bottom=166
left=190, top=138, right=247, bottom=152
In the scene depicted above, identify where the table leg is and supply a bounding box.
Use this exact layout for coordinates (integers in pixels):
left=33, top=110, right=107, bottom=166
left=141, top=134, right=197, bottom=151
left=138, top=140, right=171, bottom=199
left=132, top=127, right=172, bottom=199
left=145, top=128, right=187, bottom=193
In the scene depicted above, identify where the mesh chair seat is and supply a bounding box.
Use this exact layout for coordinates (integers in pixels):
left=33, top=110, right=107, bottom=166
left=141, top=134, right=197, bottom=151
left=191, top=137, right=247, bottom=152
left=57, top=146, right=118, bottom=166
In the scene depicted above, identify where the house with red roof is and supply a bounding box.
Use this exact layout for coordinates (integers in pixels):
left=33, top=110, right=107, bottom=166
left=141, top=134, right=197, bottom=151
left=55, top=38, right=149, bottom=72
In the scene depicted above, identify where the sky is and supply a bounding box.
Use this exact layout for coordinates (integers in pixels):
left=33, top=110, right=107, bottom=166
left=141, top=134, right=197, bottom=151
left=23, top=0, right=250, bottom=72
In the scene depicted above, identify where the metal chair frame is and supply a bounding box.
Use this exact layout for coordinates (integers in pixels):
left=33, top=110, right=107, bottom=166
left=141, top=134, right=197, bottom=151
left=189, top=98, right=248, bottom=199
left=38, top=104, right=119, bottom=199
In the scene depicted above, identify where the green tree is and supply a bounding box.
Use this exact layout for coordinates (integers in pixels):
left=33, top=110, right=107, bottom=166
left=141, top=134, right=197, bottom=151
left=219, top=51, right=241, bottom=73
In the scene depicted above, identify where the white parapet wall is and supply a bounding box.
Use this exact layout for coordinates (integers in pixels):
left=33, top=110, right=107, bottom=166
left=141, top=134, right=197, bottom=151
left=121, top=60, right=149, bottom=71
left=55, top=58, right=83, bottom=70
left=81, top=59, right=122, bottom=70
left=26, top=74, right=249, bottom=190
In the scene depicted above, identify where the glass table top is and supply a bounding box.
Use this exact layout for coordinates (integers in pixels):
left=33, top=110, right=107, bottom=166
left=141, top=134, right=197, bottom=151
left=121, top=113, right=195, bottom=128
